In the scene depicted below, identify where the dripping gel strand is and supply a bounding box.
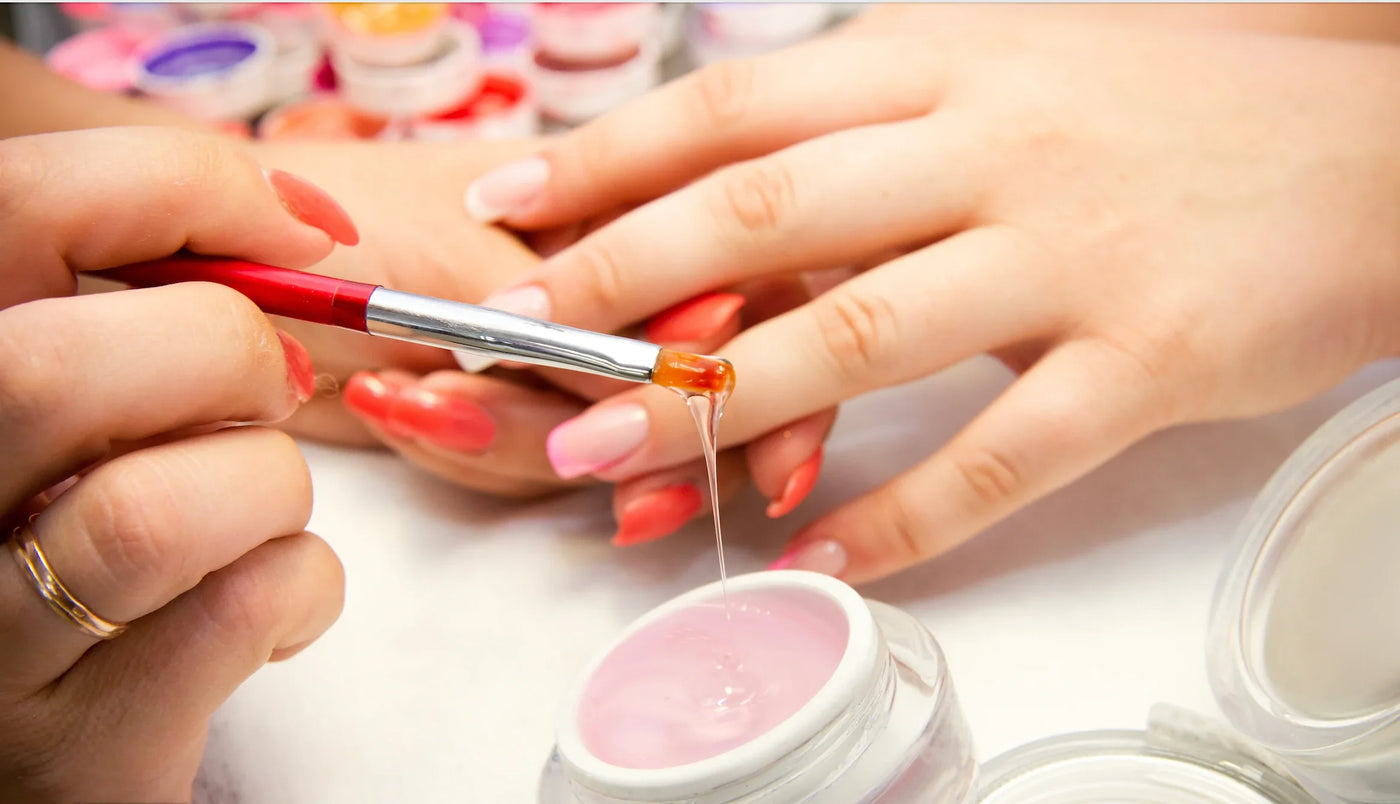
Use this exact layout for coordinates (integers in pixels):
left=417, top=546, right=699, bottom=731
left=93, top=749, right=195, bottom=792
left=655, top=350, right=736, bottom=613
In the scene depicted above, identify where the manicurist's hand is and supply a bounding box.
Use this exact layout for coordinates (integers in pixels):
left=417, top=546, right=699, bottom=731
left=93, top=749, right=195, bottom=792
left=251, top=139, right=827, bottom=510
left=1, top=127, right=347, bottom=801
left=461, top=8, right=1400, bottom=582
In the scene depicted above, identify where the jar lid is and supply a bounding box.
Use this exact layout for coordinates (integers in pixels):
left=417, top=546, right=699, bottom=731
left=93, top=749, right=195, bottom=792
left=1207, top=376, right=1400, bottom=800
left=533, top=43, right=659, bottom=126
left=135, top=23, right=276, bottom=121
left=530, top=3, right=659, bottom=64
left=332, top=21, right=482, bottom=118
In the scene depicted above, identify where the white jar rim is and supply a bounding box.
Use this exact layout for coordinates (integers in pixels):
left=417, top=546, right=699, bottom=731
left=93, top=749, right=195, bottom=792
left=554, top=571, right=880, bottom=800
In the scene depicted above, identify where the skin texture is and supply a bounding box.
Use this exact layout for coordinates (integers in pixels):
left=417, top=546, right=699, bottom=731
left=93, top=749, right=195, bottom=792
left=473, top=7, right=1400, bottom=582
left=0, top=127, right=345, bottom=801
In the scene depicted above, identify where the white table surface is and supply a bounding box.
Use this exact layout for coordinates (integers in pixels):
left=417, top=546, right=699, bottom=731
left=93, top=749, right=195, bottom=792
left=191, top=357, right=1400, bottom=803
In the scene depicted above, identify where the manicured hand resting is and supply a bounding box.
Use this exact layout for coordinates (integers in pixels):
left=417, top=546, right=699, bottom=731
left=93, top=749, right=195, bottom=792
left=464, top=7, right=1400, bottom=582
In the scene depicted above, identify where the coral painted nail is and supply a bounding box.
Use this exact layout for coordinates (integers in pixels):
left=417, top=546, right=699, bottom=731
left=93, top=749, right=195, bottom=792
left=277, top=330, right=316, bottom=403
left=645, top=293, right=746, bottom=344
left=769, top=539, right=848, bottom=577
left=342, top=371, right=399, bottom=422
left=388, top=387, right=497, bottom=452
left=264, top=168, right=360, bottom=245
left=766, top=446, right=823, bottom=518
left=612, top=484, right=704, bottom=546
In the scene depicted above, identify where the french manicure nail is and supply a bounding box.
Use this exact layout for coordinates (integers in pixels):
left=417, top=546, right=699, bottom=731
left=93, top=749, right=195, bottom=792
left=645, top=292, right=747, bottom=344
left=766, top=446, right=823, bottom=518
left=454, top=284, right=554, bottom=374
left=464, top=157, right=550, bottom=223
left=264, top=169, right=360, bottom=246
left=769, top=539, right=848, bottom=577
left=388, top=387, right=497, bottom=452
left=478, top=284, right=553, bottom=320
left=277, top=330, right=316, bottom=403
left=547, top=403, right=649, bottom=479
left=612, top=484, right=703, bottom=546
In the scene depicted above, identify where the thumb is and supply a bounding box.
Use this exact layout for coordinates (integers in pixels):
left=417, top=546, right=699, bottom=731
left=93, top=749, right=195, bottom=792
left=1, top=126, right=356, bottom=308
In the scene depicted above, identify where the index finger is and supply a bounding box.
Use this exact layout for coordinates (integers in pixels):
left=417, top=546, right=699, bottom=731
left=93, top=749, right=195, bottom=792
left=464, top=32, right=943, bottom=229
left=0, top=126, right=351, bottom=309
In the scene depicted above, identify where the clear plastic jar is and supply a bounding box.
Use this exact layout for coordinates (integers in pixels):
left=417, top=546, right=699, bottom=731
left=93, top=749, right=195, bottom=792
left=1207, top=377, right=1400, bottom=802
left=539, top=571, right=976, bottom=803
left=975, top=707, right=1315, bottom=803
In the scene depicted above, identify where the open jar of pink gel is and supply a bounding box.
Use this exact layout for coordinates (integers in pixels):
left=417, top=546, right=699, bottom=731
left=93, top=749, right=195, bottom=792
left=539, top=571, right=976, bottom=803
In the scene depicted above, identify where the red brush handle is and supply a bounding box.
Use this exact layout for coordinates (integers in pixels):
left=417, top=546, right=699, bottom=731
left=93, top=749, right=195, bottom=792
left=95, top=254, right=380, bottom=332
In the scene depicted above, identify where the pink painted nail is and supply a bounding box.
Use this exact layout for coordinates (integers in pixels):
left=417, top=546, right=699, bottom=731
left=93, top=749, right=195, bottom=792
left=547, top=403, right=649, bottom=479
left=769, top=539, right=848, bottom=577
left=766, top=446, right=823, bottom=519
left=478, top=284, right=552, bottom=320
left=454, top=284, right=555, bottom=373
left=464, top=157, right=550, bottom=223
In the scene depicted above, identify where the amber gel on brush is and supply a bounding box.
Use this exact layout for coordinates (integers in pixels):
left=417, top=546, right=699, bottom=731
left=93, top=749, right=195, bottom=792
left=652, top=351, right=738, bottom=605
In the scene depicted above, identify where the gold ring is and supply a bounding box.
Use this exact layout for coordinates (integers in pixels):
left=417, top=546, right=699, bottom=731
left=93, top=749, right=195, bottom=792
left=8, top=522, right=127, bottom=640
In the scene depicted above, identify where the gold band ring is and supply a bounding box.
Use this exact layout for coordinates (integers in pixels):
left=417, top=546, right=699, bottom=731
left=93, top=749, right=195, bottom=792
left=8, top=522, right=127, bottom=640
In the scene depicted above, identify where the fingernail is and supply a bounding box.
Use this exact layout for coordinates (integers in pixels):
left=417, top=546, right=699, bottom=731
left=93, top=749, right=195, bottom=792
left=645, top=293, right=747, bottom=344
left=612, top=484, right=704, bottom=546
left=387, top=387, right=496, bottom=452
left=479, top=284, right=552, bottom=320
left=547, top=403, right=649, bottom=479
left=343, top=371, right=399, bottom=422
left=769, top=539, right=848, bottom=577
left=464, top=157, right=550, bottom=223
left=766, top=446, right=823, bottom=519
left=264, top=168, right=360, bottom=246
left=453, top=285, right=553, bottom=374
left=277, top=331, right=315, bottom=403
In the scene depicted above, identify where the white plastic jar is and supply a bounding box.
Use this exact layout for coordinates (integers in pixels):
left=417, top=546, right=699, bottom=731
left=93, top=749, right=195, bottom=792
left=539, top=571, right=977, bottom=803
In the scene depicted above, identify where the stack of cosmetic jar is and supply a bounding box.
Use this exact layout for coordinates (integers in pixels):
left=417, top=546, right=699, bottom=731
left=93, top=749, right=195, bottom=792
left=529, top=3, right=661, bottom=126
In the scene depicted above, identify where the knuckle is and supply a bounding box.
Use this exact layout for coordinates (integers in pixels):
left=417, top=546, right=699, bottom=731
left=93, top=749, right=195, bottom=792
left=0, top=324, right=56, bottom=436
left=569, top=238, right=630, bottom=314
left=692, top=60, right=755, bottom=131
left=812, top=289, right=901, bottom=382
left=0, top=137, right=43, bottom=224
left=713, top=160, right=798, bottom=236
left=574, top=125, right=621, bottom=188
left=196, top=555, right=284, bottom=647
left=77, top=456, right=188, bottom=591
left=951, top=445, right=1025, bottom=511
left=1091, top=333, right=1180, bottom=424
left=876, top=487, right=929, bottom=565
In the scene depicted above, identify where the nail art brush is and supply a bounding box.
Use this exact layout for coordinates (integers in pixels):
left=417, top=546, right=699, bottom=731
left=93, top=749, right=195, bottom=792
left=94, top=254, right=733, bottom=394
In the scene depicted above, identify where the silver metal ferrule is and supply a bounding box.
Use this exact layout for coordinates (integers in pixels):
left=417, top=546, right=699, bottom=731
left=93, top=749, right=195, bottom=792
left=364, top=288, right=662, bottom=383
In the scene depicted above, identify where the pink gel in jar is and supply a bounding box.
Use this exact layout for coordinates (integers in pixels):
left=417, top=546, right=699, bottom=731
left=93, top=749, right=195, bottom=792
left=543, top=571, right=977, bottom=803
left=578, top=588, right=848, bottom=770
